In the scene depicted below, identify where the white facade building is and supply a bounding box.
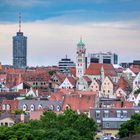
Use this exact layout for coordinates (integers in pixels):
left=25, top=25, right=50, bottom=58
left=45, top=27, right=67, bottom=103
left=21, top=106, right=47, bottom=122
left=76, top=38, right=86, bottom=78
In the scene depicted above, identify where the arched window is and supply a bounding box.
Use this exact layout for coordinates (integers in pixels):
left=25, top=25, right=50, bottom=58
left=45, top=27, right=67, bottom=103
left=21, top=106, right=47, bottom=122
left=38, top=104, right=42, bottom=110
left=2, top=104, right=6, bottom=110
left=23, top=104, right=27, bottom=111
left=56, top=105, right=61, bottom=112
left=50, top=105, right=54, bottom=110
left=30, top=104, right=35, bottom=111
left=7, top=104, right=11, bottom=110
left=65, top=104, right=71, bottom=110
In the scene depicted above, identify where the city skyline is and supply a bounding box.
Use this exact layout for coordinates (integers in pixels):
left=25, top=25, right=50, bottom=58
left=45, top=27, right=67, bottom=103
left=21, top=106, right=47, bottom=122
left=0, top=0, right=140, bottom=66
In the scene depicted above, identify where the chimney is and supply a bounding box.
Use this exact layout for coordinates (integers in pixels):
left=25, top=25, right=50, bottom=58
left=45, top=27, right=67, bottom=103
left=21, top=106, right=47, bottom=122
left=20, top=114, right=25, bottom=122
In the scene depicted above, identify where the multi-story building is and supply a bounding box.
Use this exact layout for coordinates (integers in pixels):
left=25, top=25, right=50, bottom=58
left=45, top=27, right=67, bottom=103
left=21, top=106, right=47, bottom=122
left=58, top=55, right=75, bottom=73
left=13, top=14, right=27, bottom=69
left=87, top=52, right=118, bottom=67
left=90, top=107, right=140, bottom=130
left=76, top=38, right=86, bottom=78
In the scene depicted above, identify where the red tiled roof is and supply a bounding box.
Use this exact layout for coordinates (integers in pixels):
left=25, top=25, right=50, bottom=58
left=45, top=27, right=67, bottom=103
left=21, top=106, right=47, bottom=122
left=69, top=67, right=76, bottom=77
left=76, top=90, right=97, bottom=95
left=62, top=93, right=96, bottom=112
left=2, top=100, right=19, bottom=110
left=60, top=88, right=75, bottom=94
left=117, top=77, right=132, bottom=91
left=29, top=110, right=43, bottom=120
left=85, top=63, right=117, bottom=77
left=114, top=100, right=134, bottom=108
left=55, top=72, right=66, bottom=83
left=49, top=92, right=64, bottom=101
left=67, top=77, right=77, bottom=85
left=83, top=76, right=92, bottom=85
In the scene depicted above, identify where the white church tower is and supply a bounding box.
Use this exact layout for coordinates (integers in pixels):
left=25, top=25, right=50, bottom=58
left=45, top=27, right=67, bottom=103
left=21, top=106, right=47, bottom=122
left=76, top=37, right=86, bottom=78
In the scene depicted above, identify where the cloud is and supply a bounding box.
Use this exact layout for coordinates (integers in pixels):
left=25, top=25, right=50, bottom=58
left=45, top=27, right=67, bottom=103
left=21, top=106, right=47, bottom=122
left=0, top=19, right=140, bottom=66
left=2, top=0, right=49, bottom=7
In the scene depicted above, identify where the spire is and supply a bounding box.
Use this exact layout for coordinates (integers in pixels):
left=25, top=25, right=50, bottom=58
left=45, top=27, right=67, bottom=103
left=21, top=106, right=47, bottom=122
left=101, top=66, right=105, bottom=82
left=19, top=12, right=21, bottom=32
left=77, top=36, right=85, bottom=46
left=80, top=36, right=82, bottom=42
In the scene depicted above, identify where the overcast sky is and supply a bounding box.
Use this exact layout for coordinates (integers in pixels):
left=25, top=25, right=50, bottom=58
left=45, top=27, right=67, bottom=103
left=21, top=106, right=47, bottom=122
left=0, top=0, right=140, bottom=66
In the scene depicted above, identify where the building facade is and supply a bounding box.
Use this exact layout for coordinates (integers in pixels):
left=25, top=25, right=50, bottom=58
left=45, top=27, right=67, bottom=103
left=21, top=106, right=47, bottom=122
left=76, top=38, right=86, bottom=78
left=13, top=31, right=27, bottom=69
left=87, top=52, right=118, bottom=67
left=58, top=55, right=75, bottom=73
left=90, top=107, right=140, bottom=130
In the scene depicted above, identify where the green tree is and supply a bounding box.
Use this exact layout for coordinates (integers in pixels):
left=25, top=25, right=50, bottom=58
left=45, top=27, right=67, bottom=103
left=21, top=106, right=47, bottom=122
left=0, top=109, right=97, bottom=140
left=119, top=113, right=140, bottom=138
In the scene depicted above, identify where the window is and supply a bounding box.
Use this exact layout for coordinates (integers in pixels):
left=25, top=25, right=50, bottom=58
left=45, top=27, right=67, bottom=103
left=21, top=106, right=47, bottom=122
left=57, top=105, right=61, bottom=111
left=50, top=105, right=54, bottom=110
left=7, top=104, right=11, bottom=110
left=30, top=104, right=35, bottom=111
left=104, top=110, right=109, bottom=118
left=23, top=104, right=27, bottom=111
left=5, top=123, right=8, bottom=126
left=123, top=111, right=127, bottom=118
left=106, top=123, right=110, bottom=128
left=117, top=110, right=121, bottom=118
left=2, top=104, right=5, bottom=110
left=38, top=104, right=42, bottom=110
left=96, top=111, right=100, bottom=118
left=108, top=90, right=110, bottom=93
left=135, top=110, right=139, bottom=114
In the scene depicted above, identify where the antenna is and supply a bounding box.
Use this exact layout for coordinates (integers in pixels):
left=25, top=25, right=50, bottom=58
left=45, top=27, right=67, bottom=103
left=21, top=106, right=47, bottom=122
left=80, top=35, right=82, bottom=42
left=19, top=12, right=21, bottom=32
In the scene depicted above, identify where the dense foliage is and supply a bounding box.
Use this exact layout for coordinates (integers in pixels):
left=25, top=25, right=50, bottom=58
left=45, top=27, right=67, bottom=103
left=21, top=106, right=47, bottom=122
left=119, top=113, right=140, bottom=138
left=0, top=109, right=97, bottom=140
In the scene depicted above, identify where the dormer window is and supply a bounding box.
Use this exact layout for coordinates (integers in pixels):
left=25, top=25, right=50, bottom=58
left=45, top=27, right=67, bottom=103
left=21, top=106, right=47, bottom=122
left=50, top=105, right=54, bottom=110
left=7, top=104, right=11, bottom=110
left=23, top=104, right=27, bottom=111
left=56, top=105, right=61, bottom=112
left=38, top=104, right=42, bottom=110
left=2, top=104, right=6, bottom=110
left=30, top=104, right=35, bottom=111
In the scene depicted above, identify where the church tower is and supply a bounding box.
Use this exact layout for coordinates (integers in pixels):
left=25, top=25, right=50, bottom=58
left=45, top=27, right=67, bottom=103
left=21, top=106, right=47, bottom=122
left=76, top=37, right=86, bottom=78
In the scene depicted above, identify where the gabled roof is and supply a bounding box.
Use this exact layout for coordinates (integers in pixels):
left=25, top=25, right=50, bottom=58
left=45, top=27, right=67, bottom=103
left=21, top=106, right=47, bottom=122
left=66, top=77, right=77, bottom=86
left=117, top=76, right=132, bottom=92
left=69, top=67, right=76, bottom=77
left=53, top=72, right=66, bottom=83
left=85, top=63, right=117, bottom=77
left=83, top=76, right=92, bottom=84
left=62, top=93, right=96, bottom=112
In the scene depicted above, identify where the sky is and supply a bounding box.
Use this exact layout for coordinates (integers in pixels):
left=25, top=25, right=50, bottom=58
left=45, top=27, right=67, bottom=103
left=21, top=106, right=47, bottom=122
left=0, top=0, right=140, bottom=66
